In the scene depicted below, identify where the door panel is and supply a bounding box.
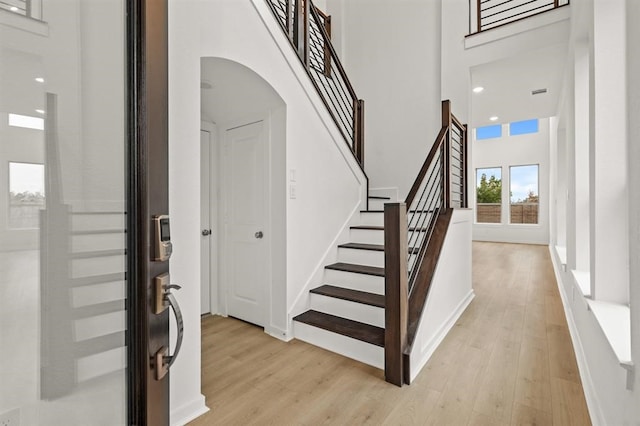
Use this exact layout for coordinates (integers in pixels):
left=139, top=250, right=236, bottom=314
left=201, top=130, right=211, bottom=314
left=225, top=121, right=267, bottom=326
left=0, top=0, right=130, bottom=424
left=0, top=0, right=171, bottom=424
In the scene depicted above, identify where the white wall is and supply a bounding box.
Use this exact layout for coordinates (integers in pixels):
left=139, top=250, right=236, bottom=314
left=169, top=0, right=368, bottom=422
left=548, top=0, right=640, bottom=424
left=472, top=119, right=550, bottom=245
left=409, top=209, right=474, bottom=382
left=335, top=0, right=442, bottom=198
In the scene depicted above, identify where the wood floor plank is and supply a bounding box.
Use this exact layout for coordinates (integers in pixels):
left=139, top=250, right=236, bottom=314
left=190, top=242, right=591, bottom=425
left=551, top=377, right=592, bottom=425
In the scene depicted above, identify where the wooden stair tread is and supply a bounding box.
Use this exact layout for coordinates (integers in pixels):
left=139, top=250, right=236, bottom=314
left=368, top=196, right=391, bottom=200
left=351, top=225, right=430, bottom=232
left=338, top=242, right=384, bottom=251
left=338, top=243, right=418, bottom=254
left=293, top=310, right=384, bottom=347
left=311, top=285, right=385, bottom=308
left=325, top=262, right=384, bottom=277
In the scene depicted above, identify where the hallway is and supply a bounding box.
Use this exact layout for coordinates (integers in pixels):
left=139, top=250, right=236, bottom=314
left=190, top=242, right=590, bottom=425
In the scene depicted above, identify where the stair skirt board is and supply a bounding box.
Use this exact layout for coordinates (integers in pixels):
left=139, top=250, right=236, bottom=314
left=293, top=321, right=384, bottom=369
left=310, top=293, right=385, bottom=328
left=323, top=269, right=384, bottom=294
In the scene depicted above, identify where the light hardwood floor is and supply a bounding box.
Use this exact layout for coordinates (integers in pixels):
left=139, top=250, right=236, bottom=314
left=190, top=242, right=591, bottom=425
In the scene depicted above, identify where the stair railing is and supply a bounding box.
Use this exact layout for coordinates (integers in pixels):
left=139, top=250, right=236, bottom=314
left=265, top=0, right=365, bottom=167
left=470, top=0, right=570, bottom=33
left=384, top=100, right=468, bottom=386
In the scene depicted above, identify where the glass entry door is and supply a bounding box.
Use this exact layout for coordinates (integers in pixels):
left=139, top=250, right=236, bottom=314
left=0, top=1, right=169, bottom=424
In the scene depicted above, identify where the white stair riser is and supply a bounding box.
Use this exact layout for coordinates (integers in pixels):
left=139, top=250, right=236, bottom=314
left=359, top=212, right=384, bottom=226
left=310, top=293, right=385, bottom=328
left=72, top=214, right=125, bottom=232
left=338, top=247, right=419, bottom=269
left=293, top=321, right=384, bottom=369
left=367, top=199, right=388, bottom=210
left=350, top=228, right=384, bottom=245
left=324, top=269, right=384, bottom=294
left=72, top=255, right=125, bottom=278
left=72, top=234, right=125, bottom=252
left=338, top=247, right=384, bottom=267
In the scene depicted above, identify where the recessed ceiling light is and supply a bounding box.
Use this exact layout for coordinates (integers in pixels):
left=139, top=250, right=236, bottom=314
left=10, top=6, right=18, bottom=11
left=473, top=86, right=484, bottom=93
left=35, top=109, right=45, bottom=114
left=35, top=77, right=44, bottom=83
left=489, top=116, right=498, bottom=121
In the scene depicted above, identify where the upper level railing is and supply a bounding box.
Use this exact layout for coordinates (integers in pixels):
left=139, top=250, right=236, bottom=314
left=1, top=0, right=43, bottom=20
left=266, top=0, right=365, bottom=167
left=383, top=100, right=468, bottom=386
left=470, top=0, right=570, bottom=33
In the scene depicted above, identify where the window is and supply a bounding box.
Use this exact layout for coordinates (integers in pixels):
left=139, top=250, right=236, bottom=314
left=9, top=162, right=45, bottom=229
left=510, top=164, right=538, bottom=224
left=509, top=119, right=539, bottom=136
left=476, top=124, right=502, bottom=140
left=476, top=167, right=502, bottom=223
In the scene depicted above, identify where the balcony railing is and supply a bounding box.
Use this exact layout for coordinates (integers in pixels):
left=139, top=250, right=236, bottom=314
left=470, top=0, right=569, bottom=34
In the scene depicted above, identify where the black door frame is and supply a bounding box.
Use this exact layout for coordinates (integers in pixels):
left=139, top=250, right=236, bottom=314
left=127, top=0, right=170, bottom=424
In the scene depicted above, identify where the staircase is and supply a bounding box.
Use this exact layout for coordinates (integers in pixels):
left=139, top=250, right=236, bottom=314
left=293, top=195, right=391, bottom=369
left=293, top=101, right=469, bottom=386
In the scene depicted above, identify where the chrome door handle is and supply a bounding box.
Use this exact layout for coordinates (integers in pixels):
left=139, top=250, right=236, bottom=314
left=202, top=229, right=212, bottom=236
left=255, top=231, right=263, bottom=239
left=153, top=275, right=184, bottom=380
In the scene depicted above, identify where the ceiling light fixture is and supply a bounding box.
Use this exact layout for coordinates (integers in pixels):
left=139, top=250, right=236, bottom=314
left=10, top=6, right=18, bottom=11
left=36, top=109, right=45, bottom=114
left=489, top=116, right=498, bottom=121
left=473, top=86, right=484, bottom=93
left=35, top=77, right=44, bottom=83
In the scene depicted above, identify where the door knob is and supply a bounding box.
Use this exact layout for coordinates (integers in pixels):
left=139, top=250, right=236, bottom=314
left=255, top=231, right=264, bottom=239
left=202, top=229, right=211, bottom=236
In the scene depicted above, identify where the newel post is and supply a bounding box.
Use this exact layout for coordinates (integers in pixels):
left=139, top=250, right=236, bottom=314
left=384, top=203, right=408, bottom=386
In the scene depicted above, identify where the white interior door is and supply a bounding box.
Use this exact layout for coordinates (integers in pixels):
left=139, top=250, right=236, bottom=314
left=201, top=129, right=211, bottom=314
left=224, top=121, right=267, bottom=327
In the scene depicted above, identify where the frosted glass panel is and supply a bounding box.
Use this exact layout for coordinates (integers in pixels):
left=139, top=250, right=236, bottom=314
left=0, top=0, right=127, bottom=424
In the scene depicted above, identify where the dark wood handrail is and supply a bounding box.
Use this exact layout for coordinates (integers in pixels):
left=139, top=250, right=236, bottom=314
left=308, top=4, right=357, bottom=100
left=265, top=0, right=365, bottom=168
left=405, top=126, right=447, bottom=208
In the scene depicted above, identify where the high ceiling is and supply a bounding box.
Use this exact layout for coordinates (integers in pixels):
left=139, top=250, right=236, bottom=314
left=469, top=43, right=569, bottom=128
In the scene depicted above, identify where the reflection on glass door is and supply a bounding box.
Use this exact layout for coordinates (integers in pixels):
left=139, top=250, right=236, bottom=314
left=0, top=1, right=127, bottom=424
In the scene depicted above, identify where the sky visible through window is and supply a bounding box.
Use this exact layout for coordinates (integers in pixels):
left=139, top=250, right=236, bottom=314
left=476, top=124, right=502, bottom=140
left=509, top=119, right=539, bottom=136
left=510, top=165, right=538, bottom=202
left=10, top=162, right=45, bottom=194
left=476, top=167, right=501, bottom=187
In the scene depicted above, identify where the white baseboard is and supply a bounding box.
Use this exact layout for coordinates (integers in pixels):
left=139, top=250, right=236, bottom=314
left=548, top=245, right=605, bottom=426
left=409, top=289, right=475, bottom=382
left=171, top=394, right=209, bottom=426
